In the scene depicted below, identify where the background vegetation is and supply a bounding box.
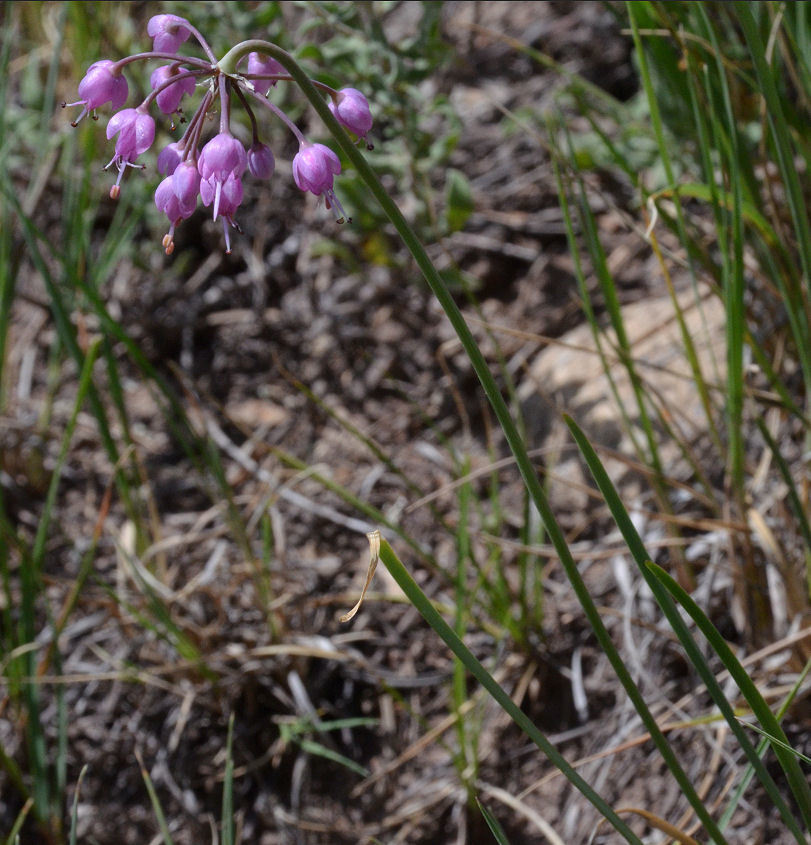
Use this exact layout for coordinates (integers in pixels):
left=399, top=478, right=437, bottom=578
left=1, top=1, right=810, bottom=843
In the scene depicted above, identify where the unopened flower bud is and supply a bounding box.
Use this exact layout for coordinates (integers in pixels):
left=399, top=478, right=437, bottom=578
left=247, top=52, right=285, bottom=96
left=147, top=14, right=191, bottom=53
left=329, top=88, right=372, bottom=139
left=150, top=65, right=196, bottom=114
left=248, top=142, right=275, bottom=179
left=157, top=142, right=183, bottom=176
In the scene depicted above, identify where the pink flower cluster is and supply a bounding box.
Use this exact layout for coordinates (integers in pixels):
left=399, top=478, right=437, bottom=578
left=65, top=14, right=373, bottom=254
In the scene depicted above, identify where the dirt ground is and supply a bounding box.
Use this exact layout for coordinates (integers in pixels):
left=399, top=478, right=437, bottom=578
left=2, top=2, right=808, bottom=843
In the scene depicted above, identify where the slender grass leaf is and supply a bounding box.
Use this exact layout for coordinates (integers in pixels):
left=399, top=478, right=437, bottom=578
left=566, top=413, right=803, bottom=843
left=136, top=750, right=176, bottom=845
left=222, top=713, right=235, bottom=845
left=477, top=798, right=512, bottom=845
left=378, top=538, right=644, bottom=844
left=647, top=560, right=811, bottom=830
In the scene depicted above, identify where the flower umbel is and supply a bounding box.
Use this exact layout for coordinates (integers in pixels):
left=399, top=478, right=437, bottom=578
left=66, top=17, right=372, bottom=253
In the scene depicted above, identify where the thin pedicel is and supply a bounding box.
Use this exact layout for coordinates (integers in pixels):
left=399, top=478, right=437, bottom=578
left=64, top=14, right=373, bottom=254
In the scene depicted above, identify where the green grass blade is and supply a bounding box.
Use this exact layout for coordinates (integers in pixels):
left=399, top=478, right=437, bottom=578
left=260, top=39, right=731, bottom=843
left=0, top=196, right=14, bottom=410
left=269, top=445, right=437, bottom=568
left=720, top=658, right=811, bottom=830
left=30, top=338, right=101, bottom=571
left=737, top=722, right=811, bottom=766
left=745, top=333, right=811, bottom=428
left=136, top=749, right=176, bottom=845
left=476, top=798, right=512, bottom=845
left=625, top=4, right=722, bottom=451
left=4, top=798, right=34, bottom=845
left=55, top=653, right=68, bottom=825
left=378, top=539, right=644, bottom=845
left=565, top=414, right=803, bottom=843
left=547, top=129, right=645, bottom=463
left=297, top=717, right=377, bottom=733
left=297, top=738, right=369, bottom=777
left=17, top=337, right=100, bottom=827
left=1, top=184, right=129, bottom=505
left=453, top=462, right=474, bottom=784
left=111, top=550, right=209, bottom=669
left=755, top=417, right=811, bottom=559
left=689, top=4, right=747, bottom=495
left=221, top=713, right=235, bottom=845
left=0, top=739, right=29, bottom=809
left=567, top=132, right=665, bottom=478
left=647, top=561, right=811, bottom=830
left=735, top=2, right=811, bottom=289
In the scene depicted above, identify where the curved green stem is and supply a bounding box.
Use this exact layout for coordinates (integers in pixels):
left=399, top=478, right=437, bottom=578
left=227, top=38, right=731, bottom=844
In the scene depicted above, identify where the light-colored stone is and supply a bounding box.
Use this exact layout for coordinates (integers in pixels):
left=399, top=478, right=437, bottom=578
left=519, top=288, right=726, bottom=503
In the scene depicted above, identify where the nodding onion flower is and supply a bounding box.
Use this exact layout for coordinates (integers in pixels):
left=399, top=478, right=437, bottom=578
left=64, top=14, right=373, bottom=254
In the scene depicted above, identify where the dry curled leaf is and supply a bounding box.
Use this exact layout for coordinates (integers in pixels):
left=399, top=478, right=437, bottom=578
left=340, top=529, right=381, bottom=622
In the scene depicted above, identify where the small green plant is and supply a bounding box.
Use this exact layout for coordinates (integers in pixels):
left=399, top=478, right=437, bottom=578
left=276, top=714, right=377, bottom=778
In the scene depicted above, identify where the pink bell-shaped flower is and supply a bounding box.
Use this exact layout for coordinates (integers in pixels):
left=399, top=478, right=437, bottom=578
left=200, top=171, right=243, bottom=218
left=292, top=142, right=340, bottom=196
left=147, top=15, right=192, bottom=53
left=65, top=60, right=128, bottom=125
left=247, top=52, right=285, bottom=96
left=197, top=133, right=247, bottom=251
left=292, top=142, right=348, bottom=223
left=105, top=107, right=156, bottom=198
left=329, top=88, right=372, bottom=139
left=247, top=142, right=275, bottom=179
left=157, top=141, right=184, bottom=176
left=200, top=170, right=244, bottom=221
left=106, top=108, right=155, bottom=159
left=200, top=172, right=244, bottom=253
left=171, top=161, right=201, bottom=217
left=198, top=133, right=247, bottom=221
left=155, top=174, right=197, bottom=255
left=198, top=133, right=247, bottom=183
left=150, top=65, right=196, bottom=114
